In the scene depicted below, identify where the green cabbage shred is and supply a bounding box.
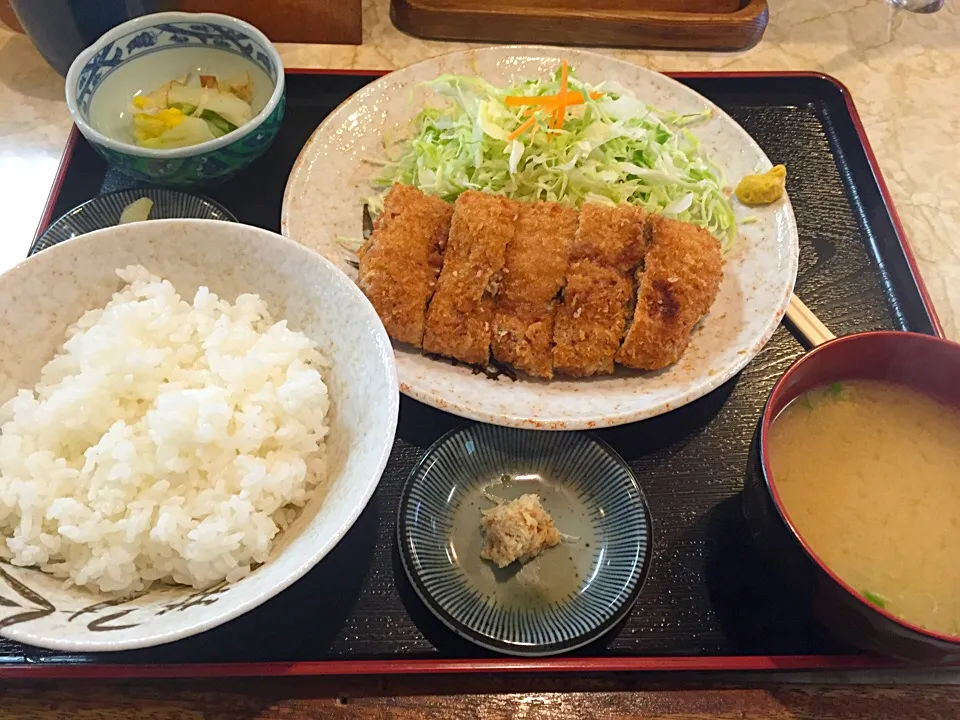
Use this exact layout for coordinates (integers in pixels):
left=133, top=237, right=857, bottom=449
left=373, top=67, right=737, bottom=251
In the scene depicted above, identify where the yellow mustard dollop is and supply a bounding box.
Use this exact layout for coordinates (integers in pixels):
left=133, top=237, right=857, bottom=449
left=735, top=164, right=787, bottom=206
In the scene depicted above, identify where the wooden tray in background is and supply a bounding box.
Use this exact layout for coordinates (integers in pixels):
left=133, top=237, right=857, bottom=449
left=3, top=0, right=361, bottom=45
left=390, top=0, right=768, bottom=51
left=0, top=1, right=23, bottom=33
left=177, top=0, right=362, bottom=45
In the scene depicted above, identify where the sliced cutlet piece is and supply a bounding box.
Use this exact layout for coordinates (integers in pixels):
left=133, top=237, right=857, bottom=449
left=492, top=202, right=578, bottom=378
left=567, top=202, right=650, bottom=274
left=423, top=191, right=517, bottom=366
left=616, top=215, right=723, bottom=370
left=553, top=204, right=648, bottom=377
left=552, top=261, right=633, bottom=377
left=357, top=184, right=453, bottom=347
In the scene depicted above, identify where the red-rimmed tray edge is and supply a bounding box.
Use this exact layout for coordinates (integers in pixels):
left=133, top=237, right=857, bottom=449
left=15, top=69, right=948, bottom=681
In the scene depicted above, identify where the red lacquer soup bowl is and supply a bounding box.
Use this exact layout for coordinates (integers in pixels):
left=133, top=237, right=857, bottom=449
left=742, top=331, right=960, bottom=664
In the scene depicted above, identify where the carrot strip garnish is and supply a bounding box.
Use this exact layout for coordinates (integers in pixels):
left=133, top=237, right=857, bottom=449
left=509, top=91, right=590, bottom=107
left=507, top=115, right=538, bottom=141
left=552, top=59, right=570, bottom=135
left=505, top=95, right=559, bottom=107
left=503, top=61, right=605, bottom=140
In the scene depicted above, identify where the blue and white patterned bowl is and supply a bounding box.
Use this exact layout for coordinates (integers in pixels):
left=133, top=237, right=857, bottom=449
left=33, top=188, right=237, bottom=255
left=397, top=425, right=652, bottom=656
left=65, top=12, right=285, bottom=187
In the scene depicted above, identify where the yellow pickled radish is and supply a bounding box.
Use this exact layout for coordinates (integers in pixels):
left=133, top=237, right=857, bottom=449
left=132, top=107, right=186, bottom=142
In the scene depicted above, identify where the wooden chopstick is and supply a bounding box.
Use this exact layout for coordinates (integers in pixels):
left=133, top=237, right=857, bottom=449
left=785, top=294, right=836, bottom=348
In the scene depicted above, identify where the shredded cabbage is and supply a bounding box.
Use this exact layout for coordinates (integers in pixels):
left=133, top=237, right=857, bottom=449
left=374, top=67, right=737, bottom=250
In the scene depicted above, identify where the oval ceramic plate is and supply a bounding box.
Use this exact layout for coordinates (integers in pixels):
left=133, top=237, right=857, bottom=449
left=282, top=46, right=799, bottom=430
left=32, top=188, right=236, bottom=255
left=397, top=425, right=652, bottom=656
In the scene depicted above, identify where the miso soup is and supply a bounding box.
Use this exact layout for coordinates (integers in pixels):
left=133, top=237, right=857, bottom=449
left=767, top=379, right=960, bottom=637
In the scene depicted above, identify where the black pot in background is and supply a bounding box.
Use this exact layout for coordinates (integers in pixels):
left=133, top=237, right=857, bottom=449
left=10, top=0, right=170, bottom=76
left=742, top=330, right=960, bottom=665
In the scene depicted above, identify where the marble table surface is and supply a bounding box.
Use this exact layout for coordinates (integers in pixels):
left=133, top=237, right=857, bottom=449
left=0, top=0, right=957, bottom=686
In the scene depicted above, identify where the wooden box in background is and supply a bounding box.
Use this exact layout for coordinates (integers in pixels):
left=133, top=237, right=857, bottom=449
left=0, top=0, right=23, bottom=32
left=178, top=0, right=362, bottom=44
left=391, top=0, right=768, bottom=51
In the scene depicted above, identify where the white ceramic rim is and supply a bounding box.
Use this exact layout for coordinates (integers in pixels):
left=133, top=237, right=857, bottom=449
left=0, top=220, right=400, bottom=652
left=281, top=45, right=799, bottom=430
left=64, top=11, right=286, bottom=159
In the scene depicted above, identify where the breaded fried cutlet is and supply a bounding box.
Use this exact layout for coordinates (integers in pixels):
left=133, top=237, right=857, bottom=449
left=491, top=202, right=578, bottom=378
left=553, top=204, right=648, bottom=377
left=357, top=184, right=453, bottom=347
left=553, top=260, right=633, bottom=377
left=423, top=191, right=518, bottom=366
left=616, top=215, right=723, bottom=370
left=568, top=203, right=649, bottom=272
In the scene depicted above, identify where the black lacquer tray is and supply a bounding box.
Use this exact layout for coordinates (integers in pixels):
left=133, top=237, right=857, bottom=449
left=5, top=70, right=941, bottom=678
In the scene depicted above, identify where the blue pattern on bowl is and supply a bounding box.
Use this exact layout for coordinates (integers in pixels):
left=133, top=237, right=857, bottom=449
left=65, top=12, right=285, bottom=188
left=91, top=94, right=285, bottom=186
left=32, top=188, right=237, bottom=256
left=75, top=21, right=277, bottom=117
left=397, top=425, right=653, bottom=656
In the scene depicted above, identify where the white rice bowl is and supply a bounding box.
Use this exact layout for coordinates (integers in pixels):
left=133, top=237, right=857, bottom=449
left=1, top=266, right=332, bottom=594
left=0, top=220, right=397, bottom=651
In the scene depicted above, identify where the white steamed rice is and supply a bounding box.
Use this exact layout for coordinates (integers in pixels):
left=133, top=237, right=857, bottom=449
left=0, top=266, right=330, bottom=593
